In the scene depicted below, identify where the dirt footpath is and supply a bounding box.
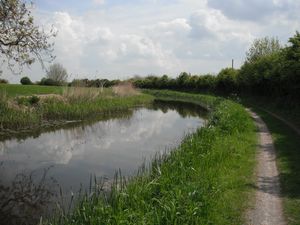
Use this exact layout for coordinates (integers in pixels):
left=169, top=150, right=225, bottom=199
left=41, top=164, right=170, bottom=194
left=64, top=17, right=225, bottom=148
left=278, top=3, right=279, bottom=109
left=246, top=110, right=286, bottom=225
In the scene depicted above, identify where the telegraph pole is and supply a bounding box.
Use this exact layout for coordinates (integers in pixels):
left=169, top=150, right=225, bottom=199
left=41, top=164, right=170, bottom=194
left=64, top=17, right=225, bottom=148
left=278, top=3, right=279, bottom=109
left=232, top=59, right=234, bottom=69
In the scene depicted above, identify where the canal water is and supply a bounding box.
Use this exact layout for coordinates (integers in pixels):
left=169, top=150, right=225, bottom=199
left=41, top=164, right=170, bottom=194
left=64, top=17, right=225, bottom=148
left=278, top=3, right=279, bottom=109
left=0, top=100, right=207, bottom=225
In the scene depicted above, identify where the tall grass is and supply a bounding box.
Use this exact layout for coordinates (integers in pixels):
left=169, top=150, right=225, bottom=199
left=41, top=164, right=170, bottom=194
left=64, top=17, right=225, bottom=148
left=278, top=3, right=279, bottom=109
left=47, top=90, right=257, bottom=225
left=63, top=87, right=109, bottom=102
left=0, top=85, right=153, bottom=132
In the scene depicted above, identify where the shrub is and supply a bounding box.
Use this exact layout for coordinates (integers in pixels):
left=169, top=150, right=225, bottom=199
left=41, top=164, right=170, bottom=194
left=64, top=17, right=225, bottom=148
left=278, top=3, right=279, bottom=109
left=28, top=95, right=40, bottom=105
left=20, top=76, right=32, bottom=85
left=40, top=78, right=59, bottom=86
left=16, top=95, right=40, bottom=106
left=0, top=78, right=9, bottom=84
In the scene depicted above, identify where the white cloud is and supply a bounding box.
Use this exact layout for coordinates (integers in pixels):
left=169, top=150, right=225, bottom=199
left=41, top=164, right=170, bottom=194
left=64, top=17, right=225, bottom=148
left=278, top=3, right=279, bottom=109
left=92, top=0, right=105, bottom=5
left=1, top=0, right=299, bottom=83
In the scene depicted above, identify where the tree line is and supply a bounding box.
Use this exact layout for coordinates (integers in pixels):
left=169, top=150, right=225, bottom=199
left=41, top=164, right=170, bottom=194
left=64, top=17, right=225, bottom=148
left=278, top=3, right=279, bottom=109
left=15, top=31, right=300, bottom=103
left=1, top=0, right=299, bottom=102
left=132, top=32, right=300, bottom=101
left=19, top=62, right=120, bottom=88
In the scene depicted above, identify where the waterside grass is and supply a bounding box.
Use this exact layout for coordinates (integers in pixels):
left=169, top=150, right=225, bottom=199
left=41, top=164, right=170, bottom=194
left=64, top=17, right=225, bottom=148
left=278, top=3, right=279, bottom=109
left=0, top=85, right=153, bottom=132
left=48, top=90, right=257, bottom=225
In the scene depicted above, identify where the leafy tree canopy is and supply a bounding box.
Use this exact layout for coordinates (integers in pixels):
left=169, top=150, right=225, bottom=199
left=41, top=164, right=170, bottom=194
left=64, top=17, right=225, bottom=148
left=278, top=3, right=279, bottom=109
left=246, top=37, right=281, bottom=63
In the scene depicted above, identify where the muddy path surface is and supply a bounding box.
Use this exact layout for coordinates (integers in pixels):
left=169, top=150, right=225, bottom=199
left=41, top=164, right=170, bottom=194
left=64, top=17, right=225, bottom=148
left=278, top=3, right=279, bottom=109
left=246, top=110, right=286, bottom=225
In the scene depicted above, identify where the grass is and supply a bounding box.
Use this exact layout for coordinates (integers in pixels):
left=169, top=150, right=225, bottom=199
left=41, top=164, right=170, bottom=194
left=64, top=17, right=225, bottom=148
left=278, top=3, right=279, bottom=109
left=0, top=84, right=153, bottom=132
left=244, top=102, right=300, bottom=225
left=241, top=95, right=300, bottom=130
left=0, top=84, right=63, bottom=97
left=47, top=90, right=257, bottom=225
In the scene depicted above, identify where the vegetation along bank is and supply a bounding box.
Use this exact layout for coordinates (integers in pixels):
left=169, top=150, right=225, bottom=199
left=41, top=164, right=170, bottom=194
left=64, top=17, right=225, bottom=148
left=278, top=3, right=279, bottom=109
left=46, top=90, right=257, bottom=225
left=0, top=84, right=153, bottom=133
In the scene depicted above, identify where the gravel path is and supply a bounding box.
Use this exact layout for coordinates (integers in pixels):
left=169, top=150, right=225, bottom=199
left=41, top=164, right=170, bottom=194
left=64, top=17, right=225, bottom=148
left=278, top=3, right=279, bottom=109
left=246, top=110, right=286, bottom=225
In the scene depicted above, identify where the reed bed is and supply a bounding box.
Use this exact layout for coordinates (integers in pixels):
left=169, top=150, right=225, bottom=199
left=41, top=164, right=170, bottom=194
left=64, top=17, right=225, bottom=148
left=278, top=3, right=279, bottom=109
left=0, top=85, right=153, bottom=131
left=112, top=82, right=139, bottom=96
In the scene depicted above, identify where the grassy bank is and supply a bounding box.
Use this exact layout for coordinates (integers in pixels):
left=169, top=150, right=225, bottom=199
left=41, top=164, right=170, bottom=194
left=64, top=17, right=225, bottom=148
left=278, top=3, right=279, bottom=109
left=245, top=103, right=300, bottom=225
left=0, top=84, right=153, bottom=132
left=48, top=90, right=257, bottom=225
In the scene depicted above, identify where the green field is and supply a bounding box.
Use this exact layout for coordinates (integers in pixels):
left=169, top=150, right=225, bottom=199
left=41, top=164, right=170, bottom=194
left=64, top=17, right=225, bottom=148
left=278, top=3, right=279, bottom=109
left=0, top=84, right=63, bottom=97
left=47, top=90, right=257, bottom=225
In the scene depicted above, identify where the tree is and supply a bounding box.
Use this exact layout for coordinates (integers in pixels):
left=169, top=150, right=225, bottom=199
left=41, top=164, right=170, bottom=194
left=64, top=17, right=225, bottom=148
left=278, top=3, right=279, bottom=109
left=40, top=77, right=57, bottom=86
left=46, top=63, right=68, bottom=85
left=279, top=31, right=300, bottom=99
left=285, top=31, right=300, bottom=61
left=216, top=68, right=238, bottom=94
left=20, top=76, right=31, bottom=85
left=246, top=37, right=281, bottom=63
left=0, top=0, right=56, bottom=73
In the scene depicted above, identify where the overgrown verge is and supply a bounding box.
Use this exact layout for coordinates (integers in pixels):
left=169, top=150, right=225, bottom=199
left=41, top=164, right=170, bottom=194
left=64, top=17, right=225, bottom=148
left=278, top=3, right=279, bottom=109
left=48, top=90, right=257, bottom=225
left=241, top=96, right=300, bottom=131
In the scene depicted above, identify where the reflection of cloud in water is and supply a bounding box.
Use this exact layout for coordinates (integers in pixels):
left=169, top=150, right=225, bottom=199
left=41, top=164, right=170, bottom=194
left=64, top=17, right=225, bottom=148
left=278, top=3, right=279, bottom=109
left=0, top=142, right=4, bottom=156
left=0, top=106, right=203, bottom=190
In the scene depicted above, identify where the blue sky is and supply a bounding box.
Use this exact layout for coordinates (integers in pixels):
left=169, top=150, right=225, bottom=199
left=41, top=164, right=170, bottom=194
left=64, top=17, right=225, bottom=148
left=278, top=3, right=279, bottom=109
left=3, top=0, right=300, bottom=83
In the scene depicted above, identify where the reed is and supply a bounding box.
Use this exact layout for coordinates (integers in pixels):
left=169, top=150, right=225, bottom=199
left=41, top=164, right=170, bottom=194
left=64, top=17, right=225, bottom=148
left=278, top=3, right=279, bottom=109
left=0, top=85, right=153, bottom=132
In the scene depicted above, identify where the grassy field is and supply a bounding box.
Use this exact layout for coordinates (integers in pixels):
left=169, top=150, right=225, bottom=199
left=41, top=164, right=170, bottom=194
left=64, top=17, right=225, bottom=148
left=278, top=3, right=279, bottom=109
left=0, top=84, right=153, bottom=132
left=47, top=90, right=257, bottom=225
left=244, top=102, right=300, bottom=225
left=0, top=84, right=63, bottom=97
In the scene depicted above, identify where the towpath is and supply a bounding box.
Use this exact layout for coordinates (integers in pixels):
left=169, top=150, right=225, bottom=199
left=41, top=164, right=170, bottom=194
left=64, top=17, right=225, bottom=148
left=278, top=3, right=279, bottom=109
left=246, top=110, right=286, bottom=225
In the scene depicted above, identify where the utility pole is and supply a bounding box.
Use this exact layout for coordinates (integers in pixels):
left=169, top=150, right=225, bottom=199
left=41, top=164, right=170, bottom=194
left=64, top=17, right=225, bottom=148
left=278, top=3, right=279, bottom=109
left=232, top=59, right=234, bottom=69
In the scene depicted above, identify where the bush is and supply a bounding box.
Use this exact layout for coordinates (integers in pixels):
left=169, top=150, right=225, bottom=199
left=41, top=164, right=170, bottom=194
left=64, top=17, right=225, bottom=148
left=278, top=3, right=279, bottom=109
left=216, top=68, right=238, bottom=94
left=16, top=95, right=40, bottom=106
left=40, top=78, right=59, bottom=86
left=20, top=76, right=32, bottom=85
left=0, top=78, right=9, bottom=84
left=28, top=95, right=40, bottom=105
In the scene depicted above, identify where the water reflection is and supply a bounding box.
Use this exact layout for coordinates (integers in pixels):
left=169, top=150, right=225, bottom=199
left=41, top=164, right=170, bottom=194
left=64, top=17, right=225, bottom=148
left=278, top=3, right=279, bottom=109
left=0, top=166, right=57, bottom=225
left=0, top=100, right=207, bottom=224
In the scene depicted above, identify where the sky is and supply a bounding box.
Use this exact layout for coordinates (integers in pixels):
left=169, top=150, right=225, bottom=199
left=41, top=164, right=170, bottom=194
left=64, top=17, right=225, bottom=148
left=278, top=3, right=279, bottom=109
left=2, top=0, right=300, bottom=83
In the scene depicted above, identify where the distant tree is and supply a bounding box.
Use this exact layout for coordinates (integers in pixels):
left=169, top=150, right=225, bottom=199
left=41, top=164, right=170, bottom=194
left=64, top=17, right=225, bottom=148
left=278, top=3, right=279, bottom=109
left=158, top=74, right=170, bottom=89
left=216, top=68, right=239, bottom=94
left=200, top=75, right=217, bottom=92
left=40, top=77, right=57, bottom=86
left=177, top=72, right=190, bottom=88
left=285, top=31, right=300, bottom=61
left=20, top=76, right=32, bottom=85
left=246, top=37, right=281, bottom=63
left=46, top=63, right=68, bottom=85
left=0, top=0, right=56, bottom=73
